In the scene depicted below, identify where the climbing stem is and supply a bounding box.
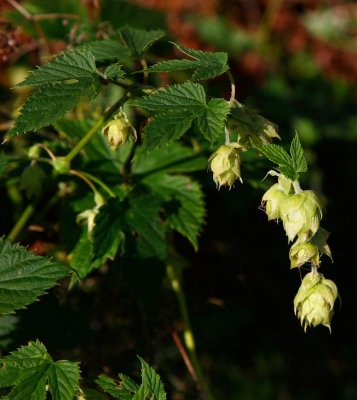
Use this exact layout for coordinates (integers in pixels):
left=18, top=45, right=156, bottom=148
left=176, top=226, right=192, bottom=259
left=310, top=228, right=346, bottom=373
left=64, top=93, right=129, bottom=164
left=167, top=264, right=215, bottom=400
left=79, top=171, right=116, bottom=198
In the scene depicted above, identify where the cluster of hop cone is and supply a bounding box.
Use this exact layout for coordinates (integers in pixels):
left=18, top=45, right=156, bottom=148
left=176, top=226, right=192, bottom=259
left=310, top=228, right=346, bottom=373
left=209, top=143, right=339, bottom=332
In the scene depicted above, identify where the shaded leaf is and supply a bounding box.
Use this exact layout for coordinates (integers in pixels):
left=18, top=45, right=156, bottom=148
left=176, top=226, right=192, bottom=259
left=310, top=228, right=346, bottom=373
left=19, top=164, right=47, bottom=199
left=0, top=238, right=69, bottom=315
left=82, top=40, right=130, bottom=63
left=120, top=26, right=165, bottom=56
left=104, top=64, right=126, bottom=80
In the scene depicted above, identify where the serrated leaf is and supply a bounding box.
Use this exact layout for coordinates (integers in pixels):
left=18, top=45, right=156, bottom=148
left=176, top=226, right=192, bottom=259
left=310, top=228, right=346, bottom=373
left=9, top=78, right=100, bottom=136
left=256, top=143, right=298, bottom=181
left=149, top=43, right=228, bottom=80
left=92, top=199, right=125, bottom=264
left=134, top=82, right=206, bottom=113
left=96, top=374, right=139, bottom=399
left=120, top=26, right=165, bottom=56
left=138, top=356, right=166, bottom=400
left=135, top=82, right=227, bottom=148
left=132, top=143, right=206, bottom=175
left=82, top=40, right=131, bottom=63
left=0, top=238, right=69, bottom=315
left=48, top=360, right=81, bottom=400
left=142, top=111, right=196, bottom=150
left=104, top=64, right=126, bottom=80
left=125, top=194, right=166, bottom=259
left=17, top=49, right=97, bottom=87
left=290, top=133, right=308, bottom=174
left=197, top=98, right=230, bottom=143
left=143, top=174, right=205, bottom=250
left=19, top=164, right=47, bottom=199
left=0, top=341, right=80, bottom=400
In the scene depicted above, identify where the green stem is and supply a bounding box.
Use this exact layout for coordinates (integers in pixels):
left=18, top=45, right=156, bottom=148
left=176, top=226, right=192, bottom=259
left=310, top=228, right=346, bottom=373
left=64, top=93, right=129, bottom=164
left=167, top=265, right=215, bottom=400
left=78, top=171, right=116, bottom=197
left=8, top=203, right=36, bottom=242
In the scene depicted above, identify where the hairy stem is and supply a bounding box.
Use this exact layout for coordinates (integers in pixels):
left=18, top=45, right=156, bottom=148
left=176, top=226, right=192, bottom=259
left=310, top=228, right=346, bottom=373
left=64, top=93, right=129, bottom=164
left=167, top=265, right=215, bottom=400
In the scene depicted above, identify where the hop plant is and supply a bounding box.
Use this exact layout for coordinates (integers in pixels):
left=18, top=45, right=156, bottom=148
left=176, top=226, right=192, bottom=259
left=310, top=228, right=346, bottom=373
left=209, top=142, right=242, bottom=189
left=294, top=270, right=338, bottom=332
left=280, top=190, right=322, bottom=242
left=289, top=241, right=320, bottom=269
left=261, top=174, right=292, bottom=220
left=102, top=110, right=137, bottom=150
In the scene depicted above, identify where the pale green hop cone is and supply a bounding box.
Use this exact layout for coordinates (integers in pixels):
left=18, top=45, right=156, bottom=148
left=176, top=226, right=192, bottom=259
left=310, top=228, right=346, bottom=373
left=280, top=190, right=322, bottom=242
left=289, top=241, right=320, bottom=269
left=209, top=143, right=243, bottom=189
left=261, top=174, right=292, bottom=220
left=102, top=110, right=137, bottom=150
left=294, top=270, right=338, bottom=332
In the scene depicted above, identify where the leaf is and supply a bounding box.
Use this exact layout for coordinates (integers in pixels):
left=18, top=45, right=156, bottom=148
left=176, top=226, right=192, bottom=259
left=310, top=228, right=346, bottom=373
left=69, top=231, right=94, bottom=279
left=137, top=356, right=166, bottom=400
left=132, top=143, right=206, bottom=175
left=256, top=143, right=297, bottom=181
left=82, top=40, right=131, bottom=63
left=143, top=174, right=205, bottom=250
left=125, top=194, right=166, bottom=260
left=16, top=49, right=97, bottom=87
left=290, top=133, right=308, bottom=174
left=0, top=152, right=8, bottom=176
left=96, top=357, right=166, bottom=400
left=9, top=78, right=100, bottom=136
left=48, top=361, right=81, bottom=400
left=96, top=374, right=139, bottom=399
left=311, top=227, right=333, bottom=261
left=19, top=164, right=47, bottom=199
left=134, top=82, right=230, bottom=148
left=142, top=111, right=196, bottom=150
left=104, top=64, right=126, bottom=80
left=197, top=98, right=230, bottom=142
left=149, top=42, right=229, bottom=80
left=0, top=238, right=69, bottom=315
left=120, top=26, right=165, bottom=56
left=92, top=199, right=125, bottom=264
left=134, top=82, right=206, bottom=113
left=0, top=340, right=80, bottom=400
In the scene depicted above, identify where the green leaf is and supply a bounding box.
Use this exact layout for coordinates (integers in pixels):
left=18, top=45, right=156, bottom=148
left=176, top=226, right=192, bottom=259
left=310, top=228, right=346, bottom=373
left=96, top=357, right=166, bottom=400
left=134, top=82, right=229, bottom=147
left=9, top=78, right=100, bottom=136
left=120, top=26, right=165, bottom=56
left=19, top=164, right=47, bottom=199
left=149, top=42, right=229, bottom=80
left=142, top=111, right=196, bottom=150
left=197, top=98, right=230, bottom=142
left=125, top=194, right=166, bottom=260
left=143, top=174, right=205, bottom=250
left=48, top=361, right=81, bottom=400
left=82, top=40, right=131, bottom=63
left=69, top=231, right=94, bottom=279
left=104, top=64, right=126, bottom=80
left=17, top=49, right=97, bottom=87
left=137, top=356, right=166, bottom=400
left=96, top=374, right=139, bottom=399
left=290, top=133, right=308, bottom=174
left=132, top=143, right=207, bottom=175
left=256, top=143, right=297, bottom=181
left=0, top=238, right=69, bottom=315
left=92, top=199, right=125, bottom=264
left=134, top=82, right=206, bottom=113
left=0, top=340, right=80, bottom=400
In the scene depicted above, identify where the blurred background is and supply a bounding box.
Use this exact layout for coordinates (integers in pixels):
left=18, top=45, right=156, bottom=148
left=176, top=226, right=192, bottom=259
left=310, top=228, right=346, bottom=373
left=0, top=0, right=356, bottom=399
